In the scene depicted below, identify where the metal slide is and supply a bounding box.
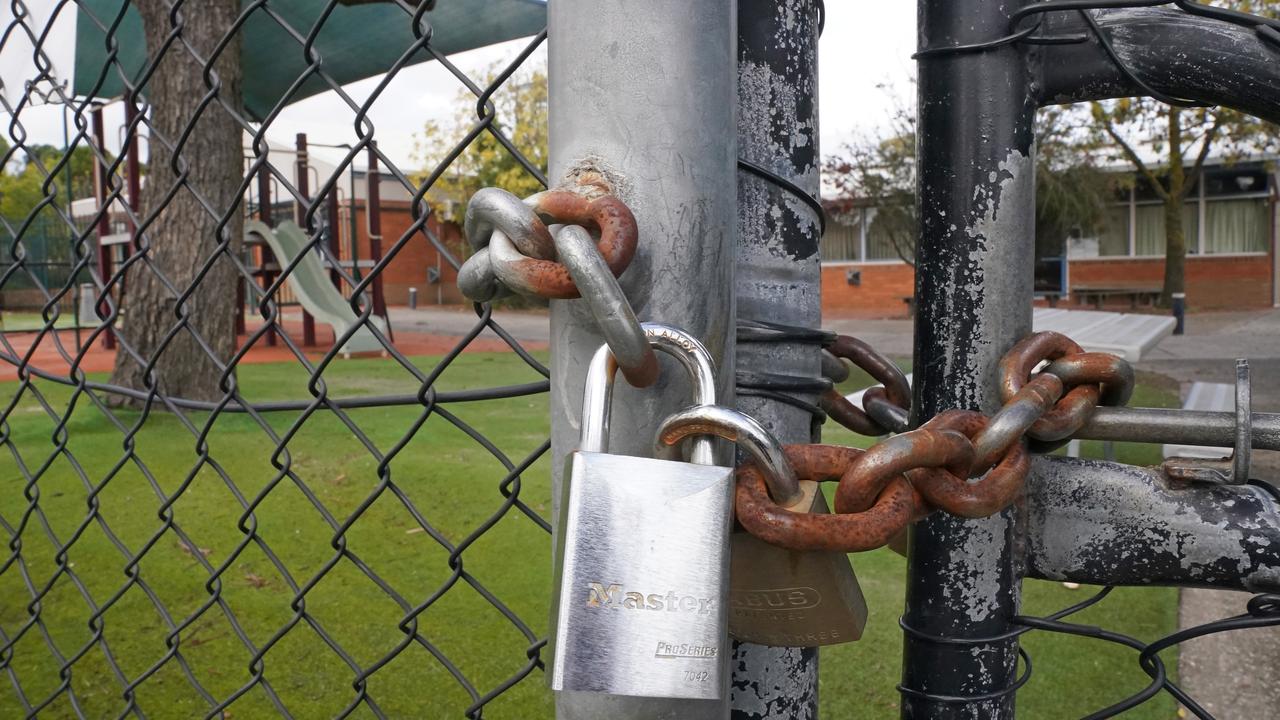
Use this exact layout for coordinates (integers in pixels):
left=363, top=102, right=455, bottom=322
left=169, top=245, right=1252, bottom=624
left=245, top=220, right=387, bottom=355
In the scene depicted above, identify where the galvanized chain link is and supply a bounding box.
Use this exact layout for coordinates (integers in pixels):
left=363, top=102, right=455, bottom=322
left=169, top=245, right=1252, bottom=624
left=737, top=330, right=1136, bottom=552
left=456, top=184, right=658, bottom=387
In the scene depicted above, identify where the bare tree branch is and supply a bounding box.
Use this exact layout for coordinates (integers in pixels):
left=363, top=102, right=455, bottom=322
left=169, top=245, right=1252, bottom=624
left=1101, top=115, right=1168, bottom=201
left=1188, top=113, right=1224, bottom=194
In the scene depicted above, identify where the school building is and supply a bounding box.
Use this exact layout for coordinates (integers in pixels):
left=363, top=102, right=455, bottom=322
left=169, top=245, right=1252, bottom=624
left=819, top=159, right=1278, bottom=316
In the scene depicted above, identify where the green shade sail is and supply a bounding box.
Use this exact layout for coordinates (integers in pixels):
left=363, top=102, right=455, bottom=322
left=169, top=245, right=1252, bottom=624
left=73, top=0, right=547, bottom=120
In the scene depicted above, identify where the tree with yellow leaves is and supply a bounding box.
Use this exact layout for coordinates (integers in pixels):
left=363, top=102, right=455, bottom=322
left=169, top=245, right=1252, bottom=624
left=412, top=60, right=547, bottom=225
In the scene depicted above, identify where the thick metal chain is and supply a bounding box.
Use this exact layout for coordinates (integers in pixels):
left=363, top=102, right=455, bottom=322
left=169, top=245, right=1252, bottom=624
left=457, top=184, right=658, bottom=386
left=819, top=334, right=912, bottom=435
left=737, top=330, right=1136, bottom=552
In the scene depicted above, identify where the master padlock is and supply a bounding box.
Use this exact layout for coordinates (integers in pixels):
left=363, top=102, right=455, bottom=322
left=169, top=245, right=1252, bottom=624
left=548, top=324, right=734, bottom=700
left=658, top=405, right=869, bottom=647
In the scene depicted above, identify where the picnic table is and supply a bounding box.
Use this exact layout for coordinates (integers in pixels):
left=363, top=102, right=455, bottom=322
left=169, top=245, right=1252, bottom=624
left=1032, top=308, right=1175, bottom=362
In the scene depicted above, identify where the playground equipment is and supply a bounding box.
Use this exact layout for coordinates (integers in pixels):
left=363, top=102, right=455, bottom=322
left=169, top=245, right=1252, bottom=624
left=245, top=219, right=387, bottom=356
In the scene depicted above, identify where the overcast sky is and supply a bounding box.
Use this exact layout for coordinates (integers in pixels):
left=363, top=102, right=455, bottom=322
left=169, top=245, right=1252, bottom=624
left=0, top=2, right=916, bottom=173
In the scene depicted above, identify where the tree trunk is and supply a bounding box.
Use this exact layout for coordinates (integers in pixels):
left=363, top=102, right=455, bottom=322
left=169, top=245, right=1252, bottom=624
left=1161, top=106, right=1187, bottom=307
left=109, top=1, right=244, bottom=404
left=1162, top=193, right=1187, bottom=305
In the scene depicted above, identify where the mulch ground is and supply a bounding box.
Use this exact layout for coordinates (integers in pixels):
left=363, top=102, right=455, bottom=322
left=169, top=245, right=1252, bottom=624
left=0, top=317, right=548, bottom=383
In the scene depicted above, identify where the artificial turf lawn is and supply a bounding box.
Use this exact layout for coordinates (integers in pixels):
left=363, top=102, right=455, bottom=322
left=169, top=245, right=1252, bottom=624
left=0, top=351, right=1180, bottom=718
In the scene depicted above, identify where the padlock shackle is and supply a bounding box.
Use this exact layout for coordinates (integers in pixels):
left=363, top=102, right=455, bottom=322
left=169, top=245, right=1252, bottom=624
left=579, top=323, right=718, bottom=464
left=656, top=404, right=803, bottom=507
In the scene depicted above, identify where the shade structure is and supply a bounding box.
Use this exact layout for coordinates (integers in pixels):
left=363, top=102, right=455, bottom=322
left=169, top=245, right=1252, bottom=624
left=73, top=0, right=547, bottom=120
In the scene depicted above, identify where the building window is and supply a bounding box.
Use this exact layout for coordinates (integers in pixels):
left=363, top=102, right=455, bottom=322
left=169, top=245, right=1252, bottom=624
left=819, top=204, right=916, bottom=263
left=866, top=207, right=912, bottom=261
left=1205, top=197, right=1268, bottom=254
left=1096, top=204, right=1129, bottom=257
left=1068, top=164, right=1271, bottom=260
left=821, top=212, right=862, bottom=262
left=1133, top=201, right=1199, bottom=256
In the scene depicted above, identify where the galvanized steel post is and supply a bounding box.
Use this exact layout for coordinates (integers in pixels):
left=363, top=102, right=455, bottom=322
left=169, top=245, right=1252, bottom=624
left=903, top=0, right=1036, bottom=716
left=733, top=0, right=823, bottom=717
left=548, top=1, right=738, bottom=718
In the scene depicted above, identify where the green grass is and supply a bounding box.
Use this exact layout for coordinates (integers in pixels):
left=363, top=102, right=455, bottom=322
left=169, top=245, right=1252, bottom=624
left=0, top=311, right=83, bottom=332
left=0, top=352, right=1181, bottom=718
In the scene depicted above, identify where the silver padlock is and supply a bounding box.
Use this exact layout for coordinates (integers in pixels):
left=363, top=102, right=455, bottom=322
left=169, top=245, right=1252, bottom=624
left=658, top=405, right=869, bottom=647
left=548, top=324, right=734, bottom=700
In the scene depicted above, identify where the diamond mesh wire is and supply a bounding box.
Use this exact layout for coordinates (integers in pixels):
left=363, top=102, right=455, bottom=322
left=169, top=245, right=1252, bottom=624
left=0, top=1, right=551, bottom=717
left=2, top=1, right=1280, bottom=719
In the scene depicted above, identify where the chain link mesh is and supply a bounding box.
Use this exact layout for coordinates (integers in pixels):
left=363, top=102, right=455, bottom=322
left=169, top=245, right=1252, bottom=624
left=0, top=2, right=551, bottom=717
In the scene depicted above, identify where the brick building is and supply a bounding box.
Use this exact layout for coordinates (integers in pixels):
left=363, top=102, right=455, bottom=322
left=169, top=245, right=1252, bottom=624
left=820, top=160, right=1278, bottom=316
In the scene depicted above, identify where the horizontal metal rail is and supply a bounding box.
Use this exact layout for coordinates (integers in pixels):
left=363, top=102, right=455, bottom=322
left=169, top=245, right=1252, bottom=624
left=1075, top=407, right=1280, bottom=451
left=1026, top=456, right=1280, bottom=592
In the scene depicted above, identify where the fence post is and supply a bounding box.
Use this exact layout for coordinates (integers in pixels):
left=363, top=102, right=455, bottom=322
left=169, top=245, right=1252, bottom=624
left=903, top=0, right=1037, bottom=716
left=365, top=143, right=391, bottom=340
left=732, top=0, right=823, bottom=717
left=91, top=104, right=116, bottom=350
left=257, top=163, right=278, bottom=347
left=296, top=132, right=316, bottom=346
left=548, top=0, right=738, bottom=718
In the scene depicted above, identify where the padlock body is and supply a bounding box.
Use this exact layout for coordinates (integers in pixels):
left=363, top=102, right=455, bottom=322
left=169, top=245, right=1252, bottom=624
left=728, top=484, right=869, bottom=646
left=549, top=451, right=734, bottom=699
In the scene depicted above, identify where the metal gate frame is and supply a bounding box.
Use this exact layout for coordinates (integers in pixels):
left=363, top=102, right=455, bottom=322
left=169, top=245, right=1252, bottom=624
left=548, top=1, right=1280, bottom=719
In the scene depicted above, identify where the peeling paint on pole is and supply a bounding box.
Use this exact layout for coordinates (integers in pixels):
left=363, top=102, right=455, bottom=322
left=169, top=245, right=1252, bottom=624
left=1026, top=456, right=1280, bottom=592
left=733, top=1, right=823, bottom=718
left=904, top=0, right=1036, bottom=715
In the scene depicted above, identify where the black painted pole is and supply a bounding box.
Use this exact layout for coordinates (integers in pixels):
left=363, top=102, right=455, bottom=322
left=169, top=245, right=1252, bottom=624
left=904, top=0, right=1036, bottom=716
left=733, top=0, right=823, bottom=717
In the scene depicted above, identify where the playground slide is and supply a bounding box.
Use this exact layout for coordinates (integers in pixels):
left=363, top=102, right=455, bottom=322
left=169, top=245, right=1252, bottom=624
left=245, top=219, right=387, bottom=355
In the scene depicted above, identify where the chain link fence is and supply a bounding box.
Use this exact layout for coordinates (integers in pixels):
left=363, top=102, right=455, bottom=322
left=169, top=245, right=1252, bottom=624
left=0, top=2, right=552, bottom=717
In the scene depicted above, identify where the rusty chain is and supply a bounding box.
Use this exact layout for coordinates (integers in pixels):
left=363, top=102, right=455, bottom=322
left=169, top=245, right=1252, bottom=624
left=820, top=333, right=912, bottom=435
left=738, top=330, right=1135, bottom=552
left=457, top=183, right=659, bottom=387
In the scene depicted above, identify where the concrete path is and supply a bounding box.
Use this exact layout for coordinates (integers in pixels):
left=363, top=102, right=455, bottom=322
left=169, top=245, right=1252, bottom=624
left=1126, top=310, right=1280, bottom=720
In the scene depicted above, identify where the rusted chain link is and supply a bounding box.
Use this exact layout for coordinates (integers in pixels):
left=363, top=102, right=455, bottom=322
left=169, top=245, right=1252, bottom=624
left=819, top=334, right=911, bottom=435
left=738, top=331, right=1134, bottom=552
left=456, top=185, right=658, bottom=387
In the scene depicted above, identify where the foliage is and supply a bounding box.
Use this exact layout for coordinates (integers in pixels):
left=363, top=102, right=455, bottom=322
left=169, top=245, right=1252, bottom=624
left=1080, top=0, right=1279, bottom=304
left=823, top=83, right=1114, bottom=266
left=1086, top=97, right=1276, bottom=303
left=412, top=60, right=548, bottom=225
left=0, top=139, right=102, bottom=221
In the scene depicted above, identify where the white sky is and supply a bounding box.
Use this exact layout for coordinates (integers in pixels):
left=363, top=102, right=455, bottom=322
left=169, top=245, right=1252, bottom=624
left=0, top=2, right=917, bottom=173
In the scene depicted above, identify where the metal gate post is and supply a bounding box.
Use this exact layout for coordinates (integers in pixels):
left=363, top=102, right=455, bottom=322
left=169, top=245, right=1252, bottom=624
left=732, top=0, right=823, bottom=718
left=903, top=0, right=1037, bottom=716
left=548, top=1, right=738, bottom=719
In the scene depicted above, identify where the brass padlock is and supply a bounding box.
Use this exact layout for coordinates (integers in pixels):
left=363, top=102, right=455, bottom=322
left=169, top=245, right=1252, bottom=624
left=657, top=405, right=869, bottom=647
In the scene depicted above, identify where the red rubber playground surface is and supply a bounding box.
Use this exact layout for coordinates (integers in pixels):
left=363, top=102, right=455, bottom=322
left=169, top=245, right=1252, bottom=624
left=0, top=315, right=548, bottom=384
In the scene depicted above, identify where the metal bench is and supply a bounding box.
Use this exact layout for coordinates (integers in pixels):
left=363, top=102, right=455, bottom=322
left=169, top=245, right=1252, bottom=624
left=1071, top=284, right=1162, bottom=310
